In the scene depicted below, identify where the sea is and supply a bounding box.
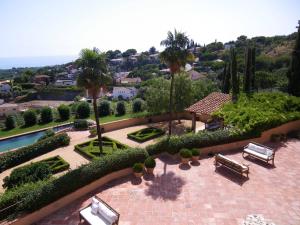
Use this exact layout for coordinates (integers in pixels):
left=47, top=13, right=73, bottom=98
left=0, top=55, right=78, bottom=69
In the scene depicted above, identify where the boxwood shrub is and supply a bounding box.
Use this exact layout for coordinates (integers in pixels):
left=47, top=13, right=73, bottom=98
left=0, top=148, right=148, bottom=219
left=127, top=127, right=165, bottom=143
left=0, top=133, right=70, bottom=173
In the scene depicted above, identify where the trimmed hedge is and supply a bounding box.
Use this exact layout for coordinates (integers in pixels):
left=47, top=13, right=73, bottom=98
left=0, top=148, right=148, bottom=219
left=75, top=137, right=128, bottom=160
left=74, top=119, right=88, bottom=130
left=127, top=127, right=165, bottom=143
left=146, top=129, right=254, bottom=156
left=0, top=133, right=70, bottom=173
left=38, top=129, right=55, bottom=142
left=38, top=155, right=70, bottom=174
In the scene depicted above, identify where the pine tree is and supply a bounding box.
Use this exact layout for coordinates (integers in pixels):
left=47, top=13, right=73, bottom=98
left=230, top=48, right=239, bottom=102
left=244, top=47, right=252, bottom=93
left=288, top=21, right=300, bottom=97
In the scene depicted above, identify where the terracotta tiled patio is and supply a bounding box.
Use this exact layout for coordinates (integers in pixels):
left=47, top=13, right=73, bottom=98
left=37, top=139, right=300, bottom=225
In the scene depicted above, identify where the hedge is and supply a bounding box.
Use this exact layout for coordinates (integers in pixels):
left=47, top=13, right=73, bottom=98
left=0, top=148, right=148, bottom=219
left=127, top=127, right=165, bottom=143
left=0, top=133, right=70, bottom=173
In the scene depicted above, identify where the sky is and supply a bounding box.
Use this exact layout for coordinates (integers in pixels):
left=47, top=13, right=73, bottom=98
left=0, top=0, right=299, bottom=60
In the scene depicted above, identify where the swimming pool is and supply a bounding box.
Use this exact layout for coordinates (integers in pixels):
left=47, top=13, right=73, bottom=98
left=0, top=123, right=73, bottom=153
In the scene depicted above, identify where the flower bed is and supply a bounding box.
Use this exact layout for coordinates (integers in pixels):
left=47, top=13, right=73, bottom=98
left=75, top=137, right=128, bottom=159
left=127, top=127, right=165, bottom=143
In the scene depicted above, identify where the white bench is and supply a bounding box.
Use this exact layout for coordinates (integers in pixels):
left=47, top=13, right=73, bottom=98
left=243, top=142, right=275, bottom=165
left=79, top=196, right=119, bottom=225
left=214, top=154, right=249, bottom=177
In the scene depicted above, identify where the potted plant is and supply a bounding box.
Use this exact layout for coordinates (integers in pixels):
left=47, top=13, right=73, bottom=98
left=144, top=156, right=156, bottom=174
left=132, top=163, right=143, bottom=178
left=179, top=148, right=192, bottom=164
left=191, top=148, right=200, bottom=162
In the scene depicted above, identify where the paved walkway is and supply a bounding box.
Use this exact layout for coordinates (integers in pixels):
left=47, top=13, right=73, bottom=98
left=38, top=139, right=300, bottom=225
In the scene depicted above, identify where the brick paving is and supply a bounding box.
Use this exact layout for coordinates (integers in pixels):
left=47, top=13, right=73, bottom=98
left=37, top=139, right=300, bottom=225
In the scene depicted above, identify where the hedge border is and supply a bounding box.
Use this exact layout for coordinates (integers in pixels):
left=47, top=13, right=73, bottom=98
left=127, top=127, right=165, bottom=143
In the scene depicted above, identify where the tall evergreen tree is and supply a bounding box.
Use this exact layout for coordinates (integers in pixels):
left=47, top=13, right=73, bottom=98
left=222, top=63, right=231, bottom=93
left=230, top=48, right=239, bottom=102
left=287, top=21, right=300, bottom=97
left=251, top=47, right=256, bottom=90
left=244, top=47, right=252, bottom=93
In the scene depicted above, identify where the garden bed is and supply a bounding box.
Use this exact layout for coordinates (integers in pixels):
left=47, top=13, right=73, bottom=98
left=75, top=137, right=128, bottom=159
left=38, top=155, right=70, bottom=174
left=127, top=127, right=165, bottom=143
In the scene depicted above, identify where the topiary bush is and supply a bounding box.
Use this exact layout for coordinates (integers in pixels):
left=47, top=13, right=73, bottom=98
left=98, top=100, right=111, bottom=117
left=57, top=104, right=70, bottom=121
left=23, top=110, right=37, bottom=127
left=132, top=98, right=143, bottom=113
left=132, top=163, right=143, bottom=173
left=191, top=148, right=200, bottom=156
left=179, top=148, right=192, bottom=158
left=76, top=102, right=90, bottom=119
left=0, top=133, right=70, bottom=172
left=127, top=127, right=165, bottom=143
left=40, top=107, right=53, bottom=124
left=116, top=101, right=126, bottom=116
left=5, top=115, right=16, bottom=130
left=74, top=119, right=88, bottom=130
left=3, top=162, right=52, bottom=189
left=38, top=129, right=55, bottom=142
left=144, top=156, right=156, bottom=168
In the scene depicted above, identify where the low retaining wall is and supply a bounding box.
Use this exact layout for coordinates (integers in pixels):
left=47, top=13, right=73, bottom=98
left=8, top=168, right=132, bottom=225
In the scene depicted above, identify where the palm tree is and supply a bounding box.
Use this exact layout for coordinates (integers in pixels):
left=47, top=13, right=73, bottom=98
left=77, top=48, right=112, bottom=153
left=160, top=30, right=193, bottom=135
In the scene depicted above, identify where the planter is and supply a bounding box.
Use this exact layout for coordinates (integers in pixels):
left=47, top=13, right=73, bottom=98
left=134, top=172, right=143, bottom=178
left=191, top=155, right=199, bottom=162
left=181, top=157, right=190, bottom=164
left=146, top=167, right=154, bottom=174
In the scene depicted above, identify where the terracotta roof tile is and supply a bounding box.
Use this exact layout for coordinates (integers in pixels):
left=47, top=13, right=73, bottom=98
left=185, top=92, right=231, bottom=115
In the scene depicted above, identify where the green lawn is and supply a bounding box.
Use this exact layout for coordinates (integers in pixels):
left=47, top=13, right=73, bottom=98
left=0, top=118, right=74, bottom=139
left=90, top=111, right=149, bottom=124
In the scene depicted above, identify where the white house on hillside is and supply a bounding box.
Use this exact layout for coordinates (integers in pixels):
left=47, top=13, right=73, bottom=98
left=112, top=87, right=137, bottom=100
left=0, top=103, right=19, bottom=117
left=54, top=79, right=76, bottom=86
left=0, top=80, right=11, bottom=93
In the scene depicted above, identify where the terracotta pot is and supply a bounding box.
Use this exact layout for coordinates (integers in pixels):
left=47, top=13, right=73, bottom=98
left=134, top=172, right=143, bottom=178
left=181, top=157, right=190, bottom=164
left=192, top=155, right=199, bottom=162
left=146, top=167, right=154, bottom=174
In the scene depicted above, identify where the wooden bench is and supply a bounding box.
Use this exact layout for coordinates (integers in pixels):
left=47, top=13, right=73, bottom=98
left=243, top=142, right=275, bottom=165
left=214, top=154, right=249, bottom=178
left=79, top=196, right=120, bottom=225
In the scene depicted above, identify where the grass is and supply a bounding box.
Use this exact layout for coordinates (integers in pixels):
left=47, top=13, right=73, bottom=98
left=39, top=155, right=70, bottom=174
left=127, top=127, right=165, bottom=143
left=89, top=111, right=149, bottom=124
left=75, top=137, right=128, bottom=160
left=0, top=117, right=74, bottom=139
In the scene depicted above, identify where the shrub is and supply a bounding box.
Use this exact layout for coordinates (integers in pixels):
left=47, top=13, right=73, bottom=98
left=191, top=148, right=200, bottom=156
left=20, top=83, right=35, bottom=89
left=132, top=163, right=143, bottom=173
left=40, top=107, right=53, bottom=123
left=0, top=148, right=148, bottom=218
left=76, top=102, right=90, bottom=119
left=0, top=133, right=70, bottom=172
left=98, top=100, right=111, bottom=117
left=144, top=156, right=156, bottom=168
left=132, top=98, right=143, bottom=113
left=23, top=110, right=37, bottom=126
left=127, top=127, right=165, bottom=143
left=57, top=104, right=70, bottom=121
left=38, top=156, right=70, bottom=174
left=5, top=115, right=16, bottom=130
left=89, top=127, right=97, bottom=137
left=38, top=129, right=55, bottom=142
left=179, top=148, right=192, bottom=158
left=3, top=163, right=52, bottom=189
left=116, top=101, right=126, bottom=116
left=74, top=119, right=88, bottom=130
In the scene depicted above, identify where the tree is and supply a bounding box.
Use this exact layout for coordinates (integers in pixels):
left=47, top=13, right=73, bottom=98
left=244, top=47, right=252, bottom=93
left=116, top=101, right=126, bottom=116
left=5, top=115, right=16, bottom=130
left=193, top=79, right=219, bottom=101
left=222, top=63, right=230, bottom=93
left=132, top=98, right=144, bottom=113
left=98, top=100, right=111, bottom=117
left=173, top=72, right=193, bottom=120
left=149, top=46, right=157, bottom=54
left=77, top=48, right=112, bottom=153
left=41, top=107, right=53, bottom=124
left=251, top=47, right=256, bottom=90
left=57, top=104, right=70, bottom=121
left=122, top=49, right=137, bottom=57
left=76, top=102, right=90, bottom=119
left=230, top=48, right=239, bottom=102
left=160, top=29, right=193, bottom=135
left=23, top=110, right=37, bottom=127
left=287, top=21, right=300, bottom=97
left=145, top=78, right=170, bottom=114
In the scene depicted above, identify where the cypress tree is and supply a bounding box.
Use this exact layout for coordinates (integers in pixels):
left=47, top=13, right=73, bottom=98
left=251, top=47, right=256, bottom=90
left=223, top=63, right=231, bottom=94
left=230, top=48, right=239, bottom=102
left=244, top=47, right=252, bottom=93
left=287, top=21, right=300, bottom=97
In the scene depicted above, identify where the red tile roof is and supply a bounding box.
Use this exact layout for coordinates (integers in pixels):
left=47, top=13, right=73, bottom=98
left=185, top=92, right=231, bottom=115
